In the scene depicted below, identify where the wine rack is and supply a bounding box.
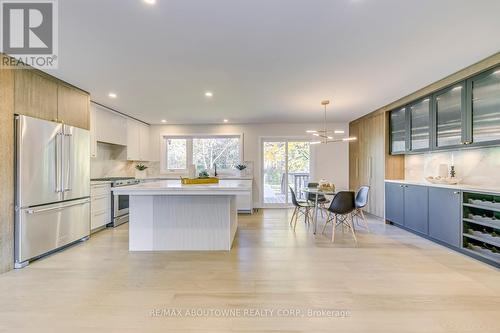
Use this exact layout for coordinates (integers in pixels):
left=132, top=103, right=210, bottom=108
left=462, top=191, right=500, bottom=266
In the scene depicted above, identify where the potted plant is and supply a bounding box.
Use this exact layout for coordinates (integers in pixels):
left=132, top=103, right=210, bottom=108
left=235, top=164, right=247, bottom=177
left=135, top=163, right=148, bottom=179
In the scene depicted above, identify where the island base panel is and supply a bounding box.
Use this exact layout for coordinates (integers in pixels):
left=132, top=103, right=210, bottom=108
left=129, top=195, right=237, bottom=251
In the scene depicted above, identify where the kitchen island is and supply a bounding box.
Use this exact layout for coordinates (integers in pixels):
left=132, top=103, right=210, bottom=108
left=112, top=180, right=250, bottom=251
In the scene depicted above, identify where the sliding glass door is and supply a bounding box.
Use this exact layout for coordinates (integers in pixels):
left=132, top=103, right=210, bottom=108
left=262, top=139, right=310, bottom=207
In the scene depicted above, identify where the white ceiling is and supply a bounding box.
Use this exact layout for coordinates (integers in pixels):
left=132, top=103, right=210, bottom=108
left=48, top=0, right=500, bottom=124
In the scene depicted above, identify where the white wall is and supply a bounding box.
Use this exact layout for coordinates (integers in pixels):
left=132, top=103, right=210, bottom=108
left=148, top=122, right=349, bottom=207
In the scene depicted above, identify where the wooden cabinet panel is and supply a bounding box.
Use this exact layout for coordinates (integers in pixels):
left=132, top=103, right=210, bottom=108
left=348, top=121, right=360, bottom=192
left=14, top=70, right=58, bottom=121
left=57, top=84, right=90, bottom=130
left=349, top=113, right=386, bottom=217
left=0, top=61, right=15, bottom=273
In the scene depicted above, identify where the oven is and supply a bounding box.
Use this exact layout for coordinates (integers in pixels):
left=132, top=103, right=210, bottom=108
left=109, top=179, right=139, bottom=227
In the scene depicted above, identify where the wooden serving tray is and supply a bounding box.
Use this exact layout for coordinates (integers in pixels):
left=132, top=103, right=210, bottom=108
left=181, top=177, right=219, bottom=185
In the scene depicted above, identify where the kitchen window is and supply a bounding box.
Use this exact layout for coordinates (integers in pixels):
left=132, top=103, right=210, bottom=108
left=161, top=134, right=243, bottom=174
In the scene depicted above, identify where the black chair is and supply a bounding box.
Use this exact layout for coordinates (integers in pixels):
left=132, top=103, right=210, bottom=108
left=352, top=186, right=370, bottom=231
left=289, top=186, right=314, bottom=231
left=322, top=191, right=356, bottom=243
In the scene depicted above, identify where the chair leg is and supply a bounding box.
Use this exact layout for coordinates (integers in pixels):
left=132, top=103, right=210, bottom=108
left=360, top=209, right=370, bottom=232
left=322, top=212, right=331, bottom=234
left=293, top=208, right=300, bottom=231
left=290, top=207, right=297, bottom=226
left=348, top=213, right=357, bottom=243
left=331, top=214, right=337, bottom=243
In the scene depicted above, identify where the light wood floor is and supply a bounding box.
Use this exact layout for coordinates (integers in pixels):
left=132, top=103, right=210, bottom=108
left=0, top=209, right=499, bottom=333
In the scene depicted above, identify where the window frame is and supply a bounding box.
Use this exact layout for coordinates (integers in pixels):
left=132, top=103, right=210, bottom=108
left=160, top=133, right=244, bottom=175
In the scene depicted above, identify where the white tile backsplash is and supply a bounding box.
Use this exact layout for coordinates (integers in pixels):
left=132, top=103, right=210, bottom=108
left=405, top=146, right=500, bottom=188
left=91, top=143, right=135, bottom=178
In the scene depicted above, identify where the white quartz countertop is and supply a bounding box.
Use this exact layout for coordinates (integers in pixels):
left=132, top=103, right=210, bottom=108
left=112, top=180, right=251, bottom=195
left=142, top=176, right=253, bottom=181
left=385, top=179, right=500, bottom=195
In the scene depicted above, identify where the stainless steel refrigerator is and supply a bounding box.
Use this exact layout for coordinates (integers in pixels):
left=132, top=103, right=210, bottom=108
left=15, top=115, right=91, bottom=268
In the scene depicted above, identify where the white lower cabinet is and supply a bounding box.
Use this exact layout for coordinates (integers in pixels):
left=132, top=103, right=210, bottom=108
left=237, top=180, right=253, bottom=213
left=91, top=183, right=111, bottom=231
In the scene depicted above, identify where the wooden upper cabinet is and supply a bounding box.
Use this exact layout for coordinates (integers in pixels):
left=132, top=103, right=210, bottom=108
left=14, top=70, right=58, bottom=121
left=57, top=84, right=90, bottom=130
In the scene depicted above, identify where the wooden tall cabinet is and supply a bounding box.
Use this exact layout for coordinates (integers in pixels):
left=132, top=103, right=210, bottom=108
left=349, top=113, right=386, bottom=217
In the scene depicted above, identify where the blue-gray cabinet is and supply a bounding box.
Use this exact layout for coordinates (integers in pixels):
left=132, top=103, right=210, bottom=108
left=389, top=65, right=500, bottom=154
left=428, top=187, right=461, bottom=247
left=385, top=182, right=404, bottom=226
left=403, top=185, right=429, bottom=234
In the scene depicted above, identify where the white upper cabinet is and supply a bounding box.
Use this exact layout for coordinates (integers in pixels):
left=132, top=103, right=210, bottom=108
left=139, top=123, right=150, bottom=161
left=93, top=103, right=127, bottom=146
left=126, top=119, right=141, bottom=160
left=126, top=119, right=150, bottom=161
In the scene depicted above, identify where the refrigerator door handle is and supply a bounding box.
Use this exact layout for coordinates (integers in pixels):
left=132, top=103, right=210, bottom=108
left=63, top=130, right=73, bottom=193
left=55, top=132, right=62, bottom=193
left=26, top=199, right=90, bottom=215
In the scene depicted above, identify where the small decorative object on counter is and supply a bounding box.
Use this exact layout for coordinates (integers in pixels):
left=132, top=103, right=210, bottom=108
left=425, top=176, right=461, bottom=185
left=235, top=164, right=247, bottom=177
left=181, top=177, right=219, bottom=185
left=135, top=163, right=148, bottom=179
left=450, top=165, right=456, bottom=178
left=318, top=179, right=335, bottom=192
left=199, top=170, right=210, bottom=178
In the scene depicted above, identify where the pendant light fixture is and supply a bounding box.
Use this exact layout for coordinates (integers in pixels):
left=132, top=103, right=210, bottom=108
left=306, top=100, right=357, bottom=144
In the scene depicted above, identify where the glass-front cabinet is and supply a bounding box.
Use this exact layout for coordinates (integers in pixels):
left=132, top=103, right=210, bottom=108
left=469, top=68, right=500, bottom=145
left=409, top=97, right=431, bottom=151
left=390, top=107, right=407, bottom=154
left=434, top=83, right=466, bottom=148
left=389, top=65, right=500, bottom=155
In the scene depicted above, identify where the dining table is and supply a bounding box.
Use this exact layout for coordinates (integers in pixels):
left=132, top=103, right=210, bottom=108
left=302, top=187, right=336, bottom=234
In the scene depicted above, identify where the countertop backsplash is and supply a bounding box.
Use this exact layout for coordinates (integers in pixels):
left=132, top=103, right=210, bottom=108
left=405, top=146, right=500, bottom=188
left=91, top=142, right=135, bottom=179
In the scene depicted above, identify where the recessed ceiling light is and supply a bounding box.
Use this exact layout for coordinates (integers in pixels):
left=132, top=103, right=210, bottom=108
left=223, top=119, right=228, bottom=123
left=108, top=93, right=117, bottom=98
left=334, top=130, right=345, bottom=134
left=143, top=0, right=156, bottom=5
left=161, top=119, right=167, bottom=123
left=205, top=92, right=213, bottom=98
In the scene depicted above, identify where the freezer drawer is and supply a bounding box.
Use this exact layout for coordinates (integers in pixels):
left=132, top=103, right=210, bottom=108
left=15, top=199, right=90, bottom=264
